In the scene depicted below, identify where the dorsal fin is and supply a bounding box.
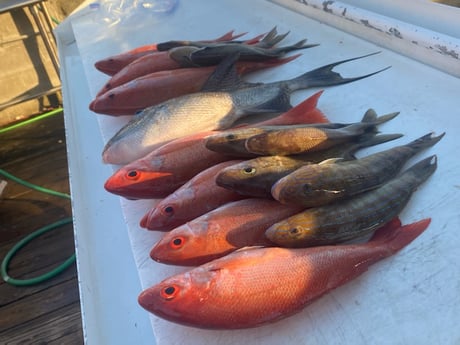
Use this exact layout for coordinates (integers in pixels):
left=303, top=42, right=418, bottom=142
left=200, top=53, right=257, bottom=92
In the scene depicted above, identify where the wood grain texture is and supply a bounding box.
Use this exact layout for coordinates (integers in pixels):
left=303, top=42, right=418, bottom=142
left=0, top=111, right=83, bottom=343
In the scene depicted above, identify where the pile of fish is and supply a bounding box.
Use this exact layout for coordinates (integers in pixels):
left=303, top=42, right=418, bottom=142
left=91, top=28, right=443, bottom=330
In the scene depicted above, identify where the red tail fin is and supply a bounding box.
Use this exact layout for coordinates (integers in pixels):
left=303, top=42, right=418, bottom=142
left=257, top=91, right=329, bottom=126
left=235, top=54, right=301, bottom=75
left=216, top=30, right=247, bottom=42
left=244, top=33, right=265, bottom=45
left=370, top=218, right=431, bottom=253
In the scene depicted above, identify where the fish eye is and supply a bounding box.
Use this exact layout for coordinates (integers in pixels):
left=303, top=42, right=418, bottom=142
left=160, top=284, right=180, bottom=300
left=108, top=93, right=115, bottom=99
left=126, top=170, right=140, bottom=180
left=225, top=134, right=235, bottom=140
left=242, top=167, right=256, bottom=175
left=302, top=184, right=312, bottom=194
left=163, top=206, right=174, bottom=216
left=170, top=236, right=185, bottom=250
left=290, top=228, right=299, bottom=234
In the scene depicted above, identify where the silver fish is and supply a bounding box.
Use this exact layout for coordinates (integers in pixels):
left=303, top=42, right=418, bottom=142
left=103, top=53, right=389, bottom=164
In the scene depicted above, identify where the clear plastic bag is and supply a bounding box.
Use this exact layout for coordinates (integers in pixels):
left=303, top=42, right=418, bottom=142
left=89, top=0, right=178, bottom=27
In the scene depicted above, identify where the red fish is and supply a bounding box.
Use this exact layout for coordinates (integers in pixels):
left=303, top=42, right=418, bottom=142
left=94, top=31, right=274, bottom=97
left=138, top=217, right=430, bottom=329
left=95, top=52, right=183, bottom=97
left=104, top=91, right=327, bottom=198
left=149, top=198, right=305, bottom=264
left=139, top=160, right=246, bottom=230
left=94, top=30, right=245, bottom=75
left=104, top=130, right=226, bottom=199
left=90, top=56, right=300, bottom=116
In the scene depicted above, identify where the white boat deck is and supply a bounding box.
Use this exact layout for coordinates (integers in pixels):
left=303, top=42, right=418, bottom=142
left=56, top=1, right=460, bottom=344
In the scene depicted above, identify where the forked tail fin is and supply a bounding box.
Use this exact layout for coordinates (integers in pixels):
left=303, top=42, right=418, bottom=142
left=256, top=90, right=329, bottom=126
left=286, top=52, right=390, bottom=91
left=369, top=217, right=431, bottom=254
left=342, top=133, right=404, bottom=160
left=406, top=132, right=445, bottom=153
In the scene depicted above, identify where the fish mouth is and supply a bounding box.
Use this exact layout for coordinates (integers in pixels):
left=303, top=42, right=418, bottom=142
left=142, top=209, right=174, bottom=231
left=139, top=213, right=150, bottom=228
left=215, top=174, right=233, bottom=189
left=103, top=171, right=175, bottom=199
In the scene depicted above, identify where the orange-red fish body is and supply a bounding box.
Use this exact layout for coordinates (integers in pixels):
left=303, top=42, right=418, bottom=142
left=141, top=160, right=245, bottom=229
left=96, top=51, right=182, bottom=97
left=104, top=131, right=227, bottom=199
left=107, top=91, right=328, bottom=199
left=94, top=30, right=243, bottom=75
left=150, top=198, right=305, bottom=265
left=102, top=54, right=387, bottom=165
left=90, top=56, right=300, bottom=116
left=139, top=218, right=430, bottom=329
left=95, top=47, right=157, bottom=76
left=102, top=89, right=327, bottom=166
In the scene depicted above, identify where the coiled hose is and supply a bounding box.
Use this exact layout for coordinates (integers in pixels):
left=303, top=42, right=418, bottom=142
left=0, top=108, right=76, bottom=286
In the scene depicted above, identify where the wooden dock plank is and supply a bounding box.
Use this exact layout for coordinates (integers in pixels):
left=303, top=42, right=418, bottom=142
left=0, top=111, right=83, bottom=343
left=0, top=278, right=80, bottom=333
left=0, top=302, right=83, bottom=345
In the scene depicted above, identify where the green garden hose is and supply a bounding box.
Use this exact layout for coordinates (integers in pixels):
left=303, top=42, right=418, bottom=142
left=0, top=108, right=76, bottom=286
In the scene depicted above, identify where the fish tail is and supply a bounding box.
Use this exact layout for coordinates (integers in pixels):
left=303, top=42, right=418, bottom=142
left=257, top=27, right=291, bottom=48
left=219, top=30, right=247, bottom=41
left=343, top=133, right=403, bottom=159
left=286, top=52, right=390, bottom=90
left=277, top=39, right=319, bottom=54
left=243, top=33, right=265, bottom=45
left=369, top=110, right=400, bottom=126
left=201, top=53, right=250, bottom=92
left=237, top=54, right=302, bottom=74
left=276, top=91, right=329, bottom=124
left=406, top=132, right=445, bottom=153
left=401, top=155, right=438, bottom=184
left=344, top=109, right=399, bottom=136
left=369, top=217, right=431, bottom=254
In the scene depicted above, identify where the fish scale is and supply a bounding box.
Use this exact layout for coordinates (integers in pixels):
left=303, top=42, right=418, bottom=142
left=215, top=133, right=402, bottom=198
left=272, top=132, right=444, bottom=206
left=102, top=93, right=235, bottom=164
left=149, top=199, right=304, bottom=266
left=265, top=155, right=437, bottom=248
left=138, top=218, right=430, bottom=329
left=102, top=53, right=389, bottom=164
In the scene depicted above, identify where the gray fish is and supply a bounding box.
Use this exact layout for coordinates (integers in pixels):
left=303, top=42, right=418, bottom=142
left=204, top=107, right=393, bottom=158
left=265, top=155, right=438, bottom=248
left=167, top=27, right=318, bottom=66
left=215, top=133, right=402, bottom=198
left=271, top=132, right=444, bottom=206
left=204, top=122, right=350, bottom=158
left=157, top=26, right=289, bottom=52
left=244, top=110, right=399, bottom=156
left=102, top=52, right=389, bottom=164
left=182, top=39, right=318, bottom=66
